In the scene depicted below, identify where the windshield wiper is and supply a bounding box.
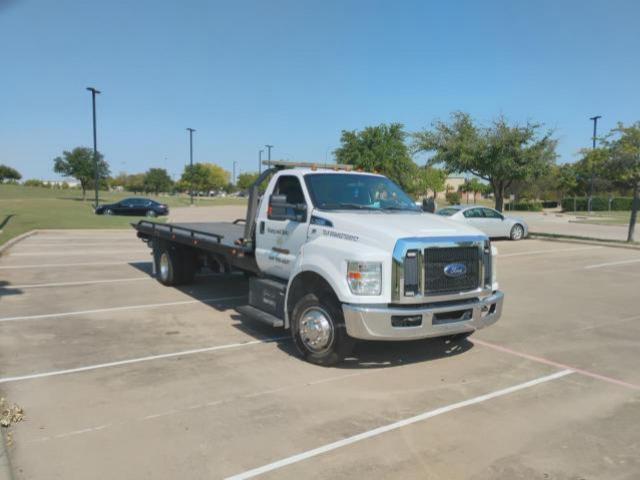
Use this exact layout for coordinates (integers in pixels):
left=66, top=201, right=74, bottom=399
left=380, top=205, right=420, bottom=212
left=319, top=202, right=378, bottom=210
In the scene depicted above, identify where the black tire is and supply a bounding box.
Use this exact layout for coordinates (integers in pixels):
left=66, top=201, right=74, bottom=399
left=155, top=245, right=196, bottom=286
left=105, top=208, right=114, bottom=216
left=290, top=292, right=353, bottom=366
left=146, top=210, right=157, bottom=218
left=510, top=224, right=524, bottom=241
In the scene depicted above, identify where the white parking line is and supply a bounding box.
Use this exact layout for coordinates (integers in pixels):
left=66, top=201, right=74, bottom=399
left=225, top=369, right=573, bottom=480
left=10, top=250, right=145, bottom=257
left=3, top=277, right=151, bottom=289
left=19, top=243, right=142, bottom=247
left=584, top=258, right=640, bottom=269
left=0, top=295, right=246, bottom=323
left=0, top=336, right=286, bottom=384
left=0, top=260, right=149, bottom=270
left=500, top=246, right=602, bottom=258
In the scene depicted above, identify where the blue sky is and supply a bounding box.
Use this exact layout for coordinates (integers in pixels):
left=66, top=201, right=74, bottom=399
left=1, top=0, right=639, bottom=181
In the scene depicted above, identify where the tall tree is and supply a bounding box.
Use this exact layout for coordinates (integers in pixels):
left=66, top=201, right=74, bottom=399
left=143, top=168, right=173, bottom=195
left=236, top=172, right=260, bottom=191
left=179, top=163, right=229, bottom=194
left=0, top=164, right=22, bottom=183
left=603, top=122, right=640, bottom=242
left=413, top=112, right=557, bottom=211
left=53, top=147, right=110, bottom=200
left=335, top=123, right=417, bottom=191
left=126, top=173, right=146, bottom=194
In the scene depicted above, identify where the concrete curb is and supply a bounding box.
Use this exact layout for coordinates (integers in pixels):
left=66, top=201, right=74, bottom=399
left=0, top=427, right=14, bottom=480
left=0, top=230, right=37, bottom=257
left=529, top=232, right=640, bottom=251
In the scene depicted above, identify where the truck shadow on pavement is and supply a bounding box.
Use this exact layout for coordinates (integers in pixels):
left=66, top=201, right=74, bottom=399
left=128, top=263, right=474, bottom=368
left=0, top=280, right=24, bottom=299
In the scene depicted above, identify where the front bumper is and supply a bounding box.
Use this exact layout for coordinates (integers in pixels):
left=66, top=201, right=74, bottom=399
left=342, top=291, right=504, bottom=341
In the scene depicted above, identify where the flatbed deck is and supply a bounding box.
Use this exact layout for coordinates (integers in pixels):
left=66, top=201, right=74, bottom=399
left=133, top=219, right=259, bottom=273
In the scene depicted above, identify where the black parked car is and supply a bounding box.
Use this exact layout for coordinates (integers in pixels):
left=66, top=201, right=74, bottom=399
left=95, top=198, right=169, bottom=217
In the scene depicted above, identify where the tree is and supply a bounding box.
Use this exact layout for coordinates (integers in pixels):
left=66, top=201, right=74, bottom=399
left=53, top=147, right=110, bottom=200
left=463, top=178, right=485, bottom=203
left=23, top=179, right=44, bottom=187
left=335, top=123, right=418, bottom=191
left=143, top=168, right=173, bottom=195
left=0, top=164, right=22, bottom=183
left=126, top=174, right=146, bottom=194
left=603, top=122, right=640, bottom=242
left=413, top=112, right=557, bottom=211
left=412, top=166, right=446, bottom=198
left=179, top=163, right=229, bottom=194
left=237, top=172, right=260, bottom=191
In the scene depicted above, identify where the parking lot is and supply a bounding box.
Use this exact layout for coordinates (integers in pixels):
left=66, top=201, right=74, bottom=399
left=1, top=230, right=639, bottom=480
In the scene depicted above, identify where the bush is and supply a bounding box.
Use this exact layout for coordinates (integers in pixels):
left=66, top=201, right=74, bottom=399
left=561, top=197, right=634, bottom=212
left=509, top=201, right=543, bottom=211
left=445, top=191, right=461, bottom=205
left=541, top=201, right=558, bottom=209
left=23, top=179, right=44, bottom=187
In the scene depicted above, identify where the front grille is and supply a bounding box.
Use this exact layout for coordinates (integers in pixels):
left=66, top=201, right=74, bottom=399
left=424, top=246, right=480, bottom=294
left=403, top=250, right=420, bottom=296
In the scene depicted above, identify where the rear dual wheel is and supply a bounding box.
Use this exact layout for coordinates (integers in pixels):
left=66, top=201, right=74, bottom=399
left=155, top=244, right=197, bottom=286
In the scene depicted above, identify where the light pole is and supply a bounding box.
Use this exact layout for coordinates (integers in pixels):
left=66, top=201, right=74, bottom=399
left=258, top=149, right=263, bottom=174
left=233, top=160, right=237, bottom=185
left=186, top=128, right=196, bottom=204
left=265, top=144, right=273, bottom=168
left=588, top=115, right=602, bottom=213
left=86, top=87, right=101, bottom=207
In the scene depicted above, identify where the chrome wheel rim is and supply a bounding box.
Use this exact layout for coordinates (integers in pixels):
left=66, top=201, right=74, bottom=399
left=147, top=210, right=156, bottom=217
left=159, top=252, right=170, bottom=280
left=299, top=307, right=334, bottom=354
left=512, top=225, right=523, bottom=240
left=105, top=209, right=113, bottom=215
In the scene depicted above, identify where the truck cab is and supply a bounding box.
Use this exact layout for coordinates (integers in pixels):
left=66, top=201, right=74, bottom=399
left=135, top=162, right=503, bottom=366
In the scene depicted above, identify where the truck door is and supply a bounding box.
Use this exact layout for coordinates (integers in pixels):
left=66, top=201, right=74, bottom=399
left=255, top=175, right=309, bottom=278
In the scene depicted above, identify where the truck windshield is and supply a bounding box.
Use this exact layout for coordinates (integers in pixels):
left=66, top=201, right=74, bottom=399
left=304, top=173, right=419, bottom=212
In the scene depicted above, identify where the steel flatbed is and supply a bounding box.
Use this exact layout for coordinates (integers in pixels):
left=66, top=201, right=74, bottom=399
left=133, top=219, right=260, bottom=273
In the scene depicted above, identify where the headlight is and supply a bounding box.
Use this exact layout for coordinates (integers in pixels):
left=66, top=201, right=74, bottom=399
left=347, top=261, right=382, bottom=295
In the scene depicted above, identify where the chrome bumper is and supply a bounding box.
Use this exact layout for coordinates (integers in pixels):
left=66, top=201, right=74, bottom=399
left=342, top=291, right=504, bottom=341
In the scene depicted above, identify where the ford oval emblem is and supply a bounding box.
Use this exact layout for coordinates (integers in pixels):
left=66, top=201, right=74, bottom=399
left=444, top=262, right=467, bottom=278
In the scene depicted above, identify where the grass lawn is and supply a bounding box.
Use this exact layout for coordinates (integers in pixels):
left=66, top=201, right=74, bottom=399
left=0, top=185, right=247, bottom=246
left=564, top=210, right=631, bottom=226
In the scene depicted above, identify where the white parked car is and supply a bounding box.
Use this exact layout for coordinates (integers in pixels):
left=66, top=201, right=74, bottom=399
left=436, top=205, right=528, bottom=240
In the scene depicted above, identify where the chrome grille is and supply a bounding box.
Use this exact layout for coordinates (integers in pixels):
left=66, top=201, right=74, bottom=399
left=403, top=250, right=420, bottom=296
left=423, top=246, right=480, bottom=294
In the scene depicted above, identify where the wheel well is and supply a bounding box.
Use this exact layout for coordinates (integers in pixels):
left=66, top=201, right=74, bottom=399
left=287, top=271, right=338, bottom=320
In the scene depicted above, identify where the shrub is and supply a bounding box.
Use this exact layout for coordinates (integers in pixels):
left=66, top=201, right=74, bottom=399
left=509, top=201, right=543, bottom=211
left=541, top=201, right=559, bottom=209
left=445, top=191, right=461, bottom=205
left=561, top=197, right=633, bottom=211
left=23, top=179, right=44, bottom=187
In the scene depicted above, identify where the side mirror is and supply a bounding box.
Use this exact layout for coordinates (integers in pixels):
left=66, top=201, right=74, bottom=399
left=269, top=194, right=307, bottom=222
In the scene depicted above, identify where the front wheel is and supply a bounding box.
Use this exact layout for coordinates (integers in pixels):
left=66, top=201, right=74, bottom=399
left=291, top=292, right=353, bottom=366
left=510, top=224, right=524, bottom=241
left=146, top=210, right=157, bottom=218
left=104, top=208, right=114, bottom=216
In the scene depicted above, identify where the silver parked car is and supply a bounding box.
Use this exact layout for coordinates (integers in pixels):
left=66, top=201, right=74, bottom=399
left=436, top=205, right=528, bottom=240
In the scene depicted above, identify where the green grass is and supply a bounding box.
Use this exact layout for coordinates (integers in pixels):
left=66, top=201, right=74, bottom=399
left=563, top=210, right=631, bottom=226
left=0, top=185, right=247, bottom=246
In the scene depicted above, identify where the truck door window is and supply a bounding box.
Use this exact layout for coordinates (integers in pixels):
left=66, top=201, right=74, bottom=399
left=269, top=176, right=307, bottom=221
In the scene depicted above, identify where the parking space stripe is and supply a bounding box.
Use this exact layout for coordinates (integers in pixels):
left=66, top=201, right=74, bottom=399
left=5, top=277, right=151, bottom=289
left=0, top=336, right=286, bottom=384
left=0, top=260, right=150, bottom=270
left=473, top=339, right=640, bottom=391
left=583, top=258, right=640, bottom=269
left=224, top=369, right=573, bottom=480
left=500, top=246, right=602, bottom=258
left=10, top=250, right=146, bottom=257
left=0, top=295, right=246, bottom=323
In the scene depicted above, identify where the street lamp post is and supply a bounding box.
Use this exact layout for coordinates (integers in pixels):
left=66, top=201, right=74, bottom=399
left=265, top=144, right=273, bottom=168
left=258, top=149, right=263, bottom=174
left=233, top=160, right=237, bottom=185
left=86, top=87, right=101, bottom=208
left=186, top=128, right=196, bottom=205
left=588, top=115, right=602, bottom=213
